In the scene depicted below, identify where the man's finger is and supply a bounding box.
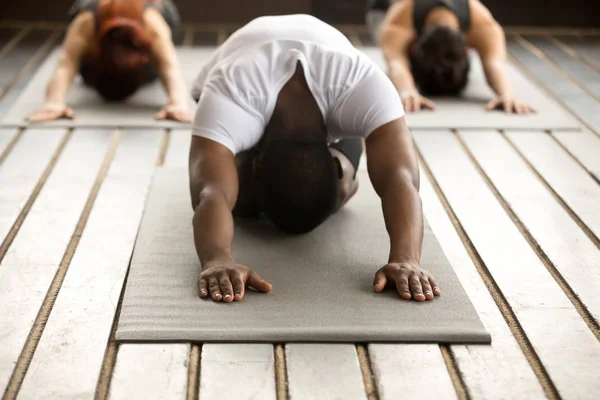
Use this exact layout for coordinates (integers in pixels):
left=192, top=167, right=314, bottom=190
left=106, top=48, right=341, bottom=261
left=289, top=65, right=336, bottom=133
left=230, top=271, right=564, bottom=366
left=373, top=270, right=387, bottom=293
left=429, top=277, right=441, bottom=296
left=247, top=271, right=272, bottom=293
left=394, top=274, right=411, bottom=300
left=208, top=276, right=222, bottom=301
left=155, top=109, right=167, bottom=120
left=420, top=278, right=434, bottom=300
left=219, top=276, right=234, bottom=303
left=485, top=99, right=497, bottom=111
left=409, top=274, right=425, bottom=301
left=198, top=278, right=208, bottom=298
left=422, top=98, right=436, bottom=110
left=503, top=100, right=512, bottom=114
left=64, top=107, right=75, bottom=119
left=231, top=272, right=245, bottom=301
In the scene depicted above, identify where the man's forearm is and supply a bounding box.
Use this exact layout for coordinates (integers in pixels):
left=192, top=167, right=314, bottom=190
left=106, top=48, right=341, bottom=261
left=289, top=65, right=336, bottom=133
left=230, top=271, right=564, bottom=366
left=388, top=59, right=416, bottom=93
left=192, top=192, right=235, bottom=267
left=381, top=175, right=424, bottom=264
left=45, top=65, right=76, bottom=105
left=160, top=64, right=189, bottom=105
left=483, top=60, right=513, bottom=97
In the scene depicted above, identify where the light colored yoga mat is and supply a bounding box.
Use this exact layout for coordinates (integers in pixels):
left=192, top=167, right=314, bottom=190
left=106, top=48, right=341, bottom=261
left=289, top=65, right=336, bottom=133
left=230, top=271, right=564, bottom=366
left=116, top=166, right=491, bottom=344
left=361, top=47, right=581, bottom=131
left=0, top=47, right=213, bottom=129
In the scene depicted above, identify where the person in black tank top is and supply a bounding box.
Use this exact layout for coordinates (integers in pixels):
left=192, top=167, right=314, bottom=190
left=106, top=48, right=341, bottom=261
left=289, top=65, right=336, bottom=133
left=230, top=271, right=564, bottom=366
left=26, top=0, right=191, bottom=123
left=368, top=0, right=535, bottom=114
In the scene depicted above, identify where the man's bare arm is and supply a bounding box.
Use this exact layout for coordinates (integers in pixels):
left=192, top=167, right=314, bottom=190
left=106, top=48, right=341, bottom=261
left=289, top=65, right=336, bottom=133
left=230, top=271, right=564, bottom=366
left=27, top=12, right=94, bottom=121
left=145, top=9, right=191, bottom=122
left=366, top=118, right=439, bottom=301
left=379, top=25, right=436, bottom=111
left=189, top=136, right=272, bottom=302
left=469, top=3, right=534, bottom=114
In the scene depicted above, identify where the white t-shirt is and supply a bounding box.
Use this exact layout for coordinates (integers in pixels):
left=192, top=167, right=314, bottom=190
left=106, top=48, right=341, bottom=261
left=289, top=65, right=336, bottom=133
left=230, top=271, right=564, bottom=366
left=190, top=14, right=404, bottom=155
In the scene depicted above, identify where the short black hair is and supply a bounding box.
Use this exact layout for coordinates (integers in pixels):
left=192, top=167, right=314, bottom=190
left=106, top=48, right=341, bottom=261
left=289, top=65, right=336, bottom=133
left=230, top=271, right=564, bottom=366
left=409, top=26, right=470, bottom=96
left=254, top=139, right=340, bottom=234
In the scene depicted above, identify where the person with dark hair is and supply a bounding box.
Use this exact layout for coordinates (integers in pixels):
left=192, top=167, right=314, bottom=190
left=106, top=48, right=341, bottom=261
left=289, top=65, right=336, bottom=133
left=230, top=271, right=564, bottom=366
left=189, top=14, right=440, bottom=304
left=26, top=0, right=191, bottom=122
left=366, top=0, right=535, bottom=114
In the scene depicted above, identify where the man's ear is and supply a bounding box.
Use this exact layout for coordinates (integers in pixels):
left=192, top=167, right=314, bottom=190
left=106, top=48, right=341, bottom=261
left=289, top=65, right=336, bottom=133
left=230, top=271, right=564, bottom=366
left=333, top=156, right=343, bottom=180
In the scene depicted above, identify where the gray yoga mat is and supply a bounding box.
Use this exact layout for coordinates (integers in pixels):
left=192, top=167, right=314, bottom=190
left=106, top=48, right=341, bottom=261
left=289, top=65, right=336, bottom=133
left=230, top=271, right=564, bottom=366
left=362, top=47, right=581, bottom=131
left=0, top=47, right=214, bottom=129
left=116, top=166, right=491, bottom=344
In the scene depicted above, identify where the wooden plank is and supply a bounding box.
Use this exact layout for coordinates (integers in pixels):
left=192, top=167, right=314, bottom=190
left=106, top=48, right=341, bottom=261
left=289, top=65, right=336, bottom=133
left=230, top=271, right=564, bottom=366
left=109, top=129, right=191, bottom=399
left=0, top=29, right=51, bottom=93
left=17, top=129, right=162, bottom=399
left=0, top=128, right=64, bottom=245
left=0, top=129, right=112, bottom=393
left=109, top=344, right=190, bottom=400
left=507, top=38, right=600, bottom=133
left=369, top=345, right=456, bottom=400
left=0, top=28, right=20, bottom=57
left=414, top=130, right=600, bottom=399
left=0, top=30, right=59, bottom=119
left=0, top=128, right=19, bottom=158
left=461, top=130, right=600, bottom=323
left=416, top=165, right=547, bottom=398
left=523, top=35, right=600, bottom=99
left=551, top=130, right=600, bottom=181
left=199, top=344, right=276, bottom=400
left=506, top=130, right=600, bottom=241
left=554, top=35, right=600, bottom=70
left=286, top=344, right=366, bottom=400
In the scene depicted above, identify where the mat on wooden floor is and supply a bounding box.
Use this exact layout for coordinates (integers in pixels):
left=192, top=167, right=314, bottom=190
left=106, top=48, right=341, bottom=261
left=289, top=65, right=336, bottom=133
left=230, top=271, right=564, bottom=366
left=115, top=167, right=491, bottom=344
left=361, top=47, right=580, bottom=131
left=0, top=47, right=214, bottom=129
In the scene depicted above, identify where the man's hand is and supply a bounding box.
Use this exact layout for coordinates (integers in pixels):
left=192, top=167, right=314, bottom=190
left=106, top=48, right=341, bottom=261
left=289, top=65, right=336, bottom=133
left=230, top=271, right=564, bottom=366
left=155, top=103, right=192, bottom=122
left=198, top=259, right=272, bottom=303
left=400, top=90, right=436, bottom=113
left=485, top=95, right=535, bottom=114
left=27, top=103, right=75, bottom=122
left=373, top=262, right=440, bottom=302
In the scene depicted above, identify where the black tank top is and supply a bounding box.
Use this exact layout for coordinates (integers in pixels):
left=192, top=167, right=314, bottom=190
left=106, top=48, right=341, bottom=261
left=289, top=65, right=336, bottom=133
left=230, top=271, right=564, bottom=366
left=413, top=0, right=471, bottom=35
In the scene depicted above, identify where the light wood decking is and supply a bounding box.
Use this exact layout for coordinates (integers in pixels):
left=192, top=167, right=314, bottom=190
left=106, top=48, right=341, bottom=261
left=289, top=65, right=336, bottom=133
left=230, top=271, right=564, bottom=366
left=0, top=23, right=599, bottom=400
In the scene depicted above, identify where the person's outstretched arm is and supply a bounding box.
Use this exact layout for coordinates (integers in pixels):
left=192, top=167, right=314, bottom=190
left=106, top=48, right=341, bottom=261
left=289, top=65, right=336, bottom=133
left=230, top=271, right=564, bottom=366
left=189, top=136, right=272, bottom=303
left=145, top=8, right=192, bottom=122
left=469, top=3, right=535, bottom=114
left=365, top=117, right=440, bottom=301
left=379, top=19, right=436, bottom=112
left=27, top=12, right=94, bottom=122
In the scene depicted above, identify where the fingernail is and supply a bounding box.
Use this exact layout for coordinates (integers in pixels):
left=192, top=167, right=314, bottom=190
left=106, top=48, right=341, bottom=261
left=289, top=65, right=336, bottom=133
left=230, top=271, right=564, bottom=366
left=224, top=294, right=231, bottom=299
left=425, top=291, right=432, bottom=296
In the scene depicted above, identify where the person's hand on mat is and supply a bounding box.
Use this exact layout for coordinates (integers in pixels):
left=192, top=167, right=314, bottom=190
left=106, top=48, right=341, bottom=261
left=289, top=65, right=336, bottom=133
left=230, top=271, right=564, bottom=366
left=485, top=95, right=535, bottom=115
left=400, top=89, right=436, bottom=113
left=26, top=103, right=75, bottom=122
left=198, top=260, right=272, bottom=303
left=373, top=262, right=440, bottom=302
left=155, top=103, right=192, bottom=123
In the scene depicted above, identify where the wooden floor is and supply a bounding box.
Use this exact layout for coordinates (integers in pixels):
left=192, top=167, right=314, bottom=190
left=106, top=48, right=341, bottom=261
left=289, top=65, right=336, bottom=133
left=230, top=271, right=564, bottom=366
left=0, top=22, right=599, bottom=400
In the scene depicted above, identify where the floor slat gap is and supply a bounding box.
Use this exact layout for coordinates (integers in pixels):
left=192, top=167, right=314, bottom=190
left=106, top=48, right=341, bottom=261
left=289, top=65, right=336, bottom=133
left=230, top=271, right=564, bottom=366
left=0, top=129, right=71, bottom=265
left=548, top=35, right=600, bottom=74
left=549, top=133, right=600, bottom=186
left=414, top=145, right=561, bottom=400
left=0, top=128, right=23, bottom=167
left=274, top=344, right=289, bottom=400
left=440, top=345, right=469, bottom=400
left=0, top=28, right=30, bottom=61
left=456, top=131, right=600, bottom=342
left=157, top=130, right=170, bottom=166
left=356, top=345, right=380, bottom=400
left=1, top=129, right=121, bottom=400
left=501, top=132, right=600, bottom=250
left=186, top=345, right=201, bottom=400
left=0, top=29, right=61, bottom=103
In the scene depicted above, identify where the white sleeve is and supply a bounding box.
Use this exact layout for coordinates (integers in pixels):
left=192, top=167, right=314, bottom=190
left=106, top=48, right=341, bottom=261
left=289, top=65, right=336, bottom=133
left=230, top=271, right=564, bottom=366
left=191, top=89, right=265, bottom=155
left=330, top=65, right=404, bottom=140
